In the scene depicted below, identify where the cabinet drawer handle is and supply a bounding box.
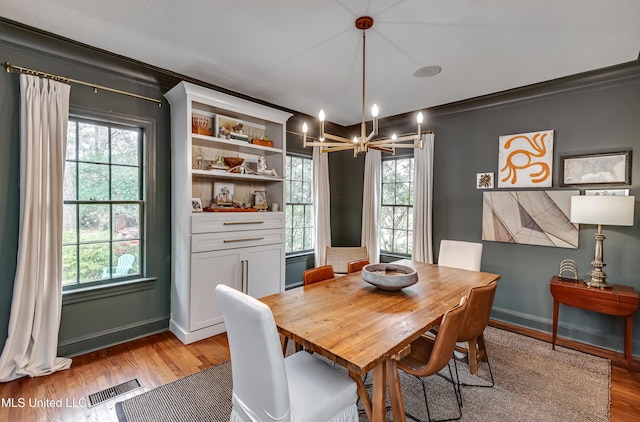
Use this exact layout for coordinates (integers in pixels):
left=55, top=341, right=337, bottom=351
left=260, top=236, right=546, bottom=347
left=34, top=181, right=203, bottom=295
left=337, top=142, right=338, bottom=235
left=223, top=221, right=265, bottom=225
left=224, top=237, right=265, bottom=243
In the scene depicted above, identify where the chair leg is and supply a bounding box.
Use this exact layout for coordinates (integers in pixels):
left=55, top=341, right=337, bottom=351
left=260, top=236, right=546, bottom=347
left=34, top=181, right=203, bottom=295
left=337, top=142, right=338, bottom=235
left=453, top=336, right=495, bottom=389
left=406, top=369, right=462, bottom=422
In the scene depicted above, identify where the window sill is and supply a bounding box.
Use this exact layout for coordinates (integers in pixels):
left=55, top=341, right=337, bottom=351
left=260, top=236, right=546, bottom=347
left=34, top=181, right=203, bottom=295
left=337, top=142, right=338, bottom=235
left=62, top=277, right=158, bottom=305
left=286, top=250, right=315, bottom=259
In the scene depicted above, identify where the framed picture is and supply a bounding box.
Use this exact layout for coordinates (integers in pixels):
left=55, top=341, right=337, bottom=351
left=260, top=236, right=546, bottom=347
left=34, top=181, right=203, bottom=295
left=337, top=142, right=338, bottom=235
left=498, top=130, right=554, bottom=188
left=213, top=182, right=234, bottom=204
left=254, top=190, right=268, bottom=209
left=191, top=197, right=203, bottom=213
left=560, top=150, right=631, bottom=186
left=477, top=172, right=494, bottom=189
left=585, top=188, right=630, bottom=196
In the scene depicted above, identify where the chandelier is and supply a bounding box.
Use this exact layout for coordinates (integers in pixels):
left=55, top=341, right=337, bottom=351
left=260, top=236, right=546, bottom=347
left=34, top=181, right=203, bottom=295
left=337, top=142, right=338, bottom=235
left=302, top=16, right=427, bottom=157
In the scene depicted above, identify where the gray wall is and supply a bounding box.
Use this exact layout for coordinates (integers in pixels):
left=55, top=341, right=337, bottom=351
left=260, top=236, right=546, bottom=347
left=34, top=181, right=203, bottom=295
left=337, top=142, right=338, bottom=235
left=334, top=62, right=640, bottom=357
left=0, top=22, right=173, bottom=356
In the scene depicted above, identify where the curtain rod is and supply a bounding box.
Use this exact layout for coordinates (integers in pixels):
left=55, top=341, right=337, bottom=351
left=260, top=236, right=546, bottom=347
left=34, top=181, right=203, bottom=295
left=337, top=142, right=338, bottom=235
left=5, top=62, right=162, bottom=107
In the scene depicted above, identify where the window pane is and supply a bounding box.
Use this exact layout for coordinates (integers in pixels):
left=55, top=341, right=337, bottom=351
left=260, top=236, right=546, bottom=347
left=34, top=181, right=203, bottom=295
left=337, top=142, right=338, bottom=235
left=292, top=204, right=304, bottom=227
left=79, top=242, right=110, bottom=282
left=112, top=128, right=139, bottom=166
left=113, top=204, right=140, bottom=240
left=79, top=204, right=110, bottom=242
left=292, top=228, right=304, bottom=252
left=63, top=162, right=77, bottom=201
left=394, top=207, right=408, bottom=230
left=397, top=159, right=412, bottom=181
left=78, top=163, right=109, bottom=200
left=304, top=204, right=313, bottom=227
left=394, top=230, right=408, bottom=254
left=381, top=206, right=394, bottom=229
left=382, top=160, right=395, bottom=182
left=63, top=204, right=77, bottom=244
left=78, top=122, right=109, bottom=163
left=302, top=180, right=312, bottom=203
left=285, top=204, right=293, bottom=227
left=291, top=157, right=302, bottom=180
left=62, top=245, right=77, bottom=285
left=381, top=228, right=393, bottom=252
left=396, top=182, right=411, bottom=205
left=285, top=228, right=293, bottom=252
left=303, top=158, right=312, bottom=181
left=66, top=121, right=77, bottom=160
left=382, top=183, right=395, bottom=205
left=303, top=228, right=313, bottom=250
left=285, top=179, right=291, bottom=203
left=111, top=165, right=139, bottom=200
left=112, top=241, right=140, bottom=276
left=290, top=181, right=302, bottom=203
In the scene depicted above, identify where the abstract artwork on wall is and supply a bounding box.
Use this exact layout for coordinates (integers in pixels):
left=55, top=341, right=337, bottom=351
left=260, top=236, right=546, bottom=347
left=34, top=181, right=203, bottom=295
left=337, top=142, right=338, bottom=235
left=482, top=190, right=579, bottom=248
left=498, top=130, right=554, bottom=188
left=477, top=172, right=494, bottom=189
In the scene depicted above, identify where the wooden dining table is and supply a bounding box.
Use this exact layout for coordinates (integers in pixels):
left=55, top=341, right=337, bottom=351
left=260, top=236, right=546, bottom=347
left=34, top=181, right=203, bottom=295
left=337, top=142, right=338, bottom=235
left=260, top=259, right=501, bottom=422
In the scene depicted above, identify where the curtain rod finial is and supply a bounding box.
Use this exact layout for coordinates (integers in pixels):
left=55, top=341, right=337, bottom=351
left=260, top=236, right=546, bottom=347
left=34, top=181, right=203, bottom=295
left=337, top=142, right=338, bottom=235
left=5, top=62, right=11, bottom=73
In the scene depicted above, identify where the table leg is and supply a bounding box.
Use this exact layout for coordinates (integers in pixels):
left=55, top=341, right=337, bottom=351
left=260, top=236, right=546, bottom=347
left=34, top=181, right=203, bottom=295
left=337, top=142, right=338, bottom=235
left=349, top=370, right=371, bottom=421
left=552, top=299, right=559, bottom=350
left=387, top=358, right=407, bottom=422
left=371, top=362, right=386, bottom=422
left=625, top=315, right=633, bottom=370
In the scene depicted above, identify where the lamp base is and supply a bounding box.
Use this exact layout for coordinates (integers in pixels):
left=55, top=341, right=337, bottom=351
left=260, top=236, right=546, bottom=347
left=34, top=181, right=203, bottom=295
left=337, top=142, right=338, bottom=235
left=587, top=267, right=612, bottom=289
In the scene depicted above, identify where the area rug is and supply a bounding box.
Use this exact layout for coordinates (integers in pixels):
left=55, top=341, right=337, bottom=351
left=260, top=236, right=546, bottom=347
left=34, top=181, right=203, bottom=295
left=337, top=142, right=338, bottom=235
left=115, top=327, right=610, bottom=421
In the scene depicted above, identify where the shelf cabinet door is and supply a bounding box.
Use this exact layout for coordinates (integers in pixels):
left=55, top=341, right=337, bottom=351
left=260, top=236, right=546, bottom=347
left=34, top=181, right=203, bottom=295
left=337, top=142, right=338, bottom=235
left=245, top=243, right=285, bottom=298
left=190, top=249, right=243, bottom=331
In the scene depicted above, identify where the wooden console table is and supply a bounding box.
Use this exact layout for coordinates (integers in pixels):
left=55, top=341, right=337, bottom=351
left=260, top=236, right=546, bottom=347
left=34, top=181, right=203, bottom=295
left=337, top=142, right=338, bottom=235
left=550, top=276, right=639, bottom=369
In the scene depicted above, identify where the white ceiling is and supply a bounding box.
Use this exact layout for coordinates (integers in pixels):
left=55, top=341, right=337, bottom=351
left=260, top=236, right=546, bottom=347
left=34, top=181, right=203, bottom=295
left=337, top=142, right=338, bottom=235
left=1, top=0, right=639, bottom=126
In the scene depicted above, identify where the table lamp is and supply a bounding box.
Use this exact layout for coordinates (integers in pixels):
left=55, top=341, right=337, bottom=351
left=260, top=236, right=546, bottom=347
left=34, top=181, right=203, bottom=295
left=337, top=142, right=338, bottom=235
left=570, top=195, right=635, bottom=288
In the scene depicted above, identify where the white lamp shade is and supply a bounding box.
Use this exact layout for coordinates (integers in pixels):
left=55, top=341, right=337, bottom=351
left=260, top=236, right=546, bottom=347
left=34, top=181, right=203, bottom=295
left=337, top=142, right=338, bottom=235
left=570, top=195, right=635, bottom=226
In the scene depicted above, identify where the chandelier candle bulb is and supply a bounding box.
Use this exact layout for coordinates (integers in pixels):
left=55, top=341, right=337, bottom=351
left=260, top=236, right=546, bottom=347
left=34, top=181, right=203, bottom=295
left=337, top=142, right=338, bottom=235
left=302, top=122, right=308, bottom=147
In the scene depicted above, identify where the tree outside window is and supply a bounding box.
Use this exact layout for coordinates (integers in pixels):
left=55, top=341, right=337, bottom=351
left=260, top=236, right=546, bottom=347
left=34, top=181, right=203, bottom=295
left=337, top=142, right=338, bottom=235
left=285, top=155, right=313, bottom=253
left=381, top=157, right=413, bottom=255
left=62, top=118, right=143, bottom=288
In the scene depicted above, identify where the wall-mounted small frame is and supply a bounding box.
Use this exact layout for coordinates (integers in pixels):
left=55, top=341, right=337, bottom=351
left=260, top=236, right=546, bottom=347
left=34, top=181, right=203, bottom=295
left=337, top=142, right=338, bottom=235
left=560, top=150, right=631, bottom=186
left=477, top=172, right=494, bottom=189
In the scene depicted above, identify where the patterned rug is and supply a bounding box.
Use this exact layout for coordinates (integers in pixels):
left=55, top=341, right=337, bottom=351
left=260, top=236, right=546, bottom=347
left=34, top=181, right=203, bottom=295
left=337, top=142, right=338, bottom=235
left=115, top=327, right=610, bottom=421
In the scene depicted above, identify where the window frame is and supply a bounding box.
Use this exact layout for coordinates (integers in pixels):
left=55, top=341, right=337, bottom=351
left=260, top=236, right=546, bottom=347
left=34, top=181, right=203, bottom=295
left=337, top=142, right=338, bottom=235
left=62, top=110, right=151, bottom=292
left=380, top=154, right=414, bottom=257
left=285, top=152, right=314, bottom=255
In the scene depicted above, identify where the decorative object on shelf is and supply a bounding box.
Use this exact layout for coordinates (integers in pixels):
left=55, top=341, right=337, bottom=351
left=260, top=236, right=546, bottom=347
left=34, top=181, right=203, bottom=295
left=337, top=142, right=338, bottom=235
left=191, top=197, right=203, bottom=213
left=301, top=16, right=429, bottom=157
left=585, top=189, right=630, bottom=196
left=570, top=195, right=635, bottom=288
left=254, top=190, right=268, bottom=210
left=361, top=263, right=418, bottom=291
left=195, top=147, right=204, bottom=170
left=257, top=155, right=268, bottom=174
left=561, top=150, right=632, bottom=186
left=498, top=130, right=554, bottom=188
left=192, top=112, right=213, bottom=136
left=213, top=182, right=235, bottom=204
left=477, top=172, right=494, bottom=189
left=271, top=203, right=279, bottom=212
left=558, top=259, right=579, bottom=281
left=250, top=137, right=274, bottom=148
left=224, top=157, right=245, bottom=173
left=482, top=190, right=579, bottom=248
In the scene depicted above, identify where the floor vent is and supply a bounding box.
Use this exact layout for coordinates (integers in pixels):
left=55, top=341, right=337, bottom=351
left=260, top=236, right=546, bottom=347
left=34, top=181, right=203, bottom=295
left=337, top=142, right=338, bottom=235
left=86, top=378, right=143, bottom=407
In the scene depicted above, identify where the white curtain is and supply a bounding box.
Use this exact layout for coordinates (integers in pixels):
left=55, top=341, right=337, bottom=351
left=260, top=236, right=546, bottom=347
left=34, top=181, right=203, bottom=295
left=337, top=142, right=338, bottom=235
left=0, top=74, right=72, bottom=381
left=412, top=133, right=435, bottom=263
left=361, top=149, right=381, bottom=264
left=313, top=148, right=331, bottom=267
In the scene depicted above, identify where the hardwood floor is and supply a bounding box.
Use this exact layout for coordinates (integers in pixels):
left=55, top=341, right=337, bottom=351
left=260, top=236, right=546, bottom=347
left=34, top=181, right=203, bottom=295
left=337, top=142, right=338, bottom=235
left=0, top=325, right=638, bottom=421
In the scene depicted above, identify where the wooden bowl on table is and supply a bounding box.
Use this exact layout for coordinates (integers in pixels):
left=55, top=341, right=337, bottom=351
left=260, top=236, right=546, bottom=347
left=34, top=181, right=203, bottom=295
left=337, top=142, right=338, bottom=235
left=224, top=157, right=245, bottom=172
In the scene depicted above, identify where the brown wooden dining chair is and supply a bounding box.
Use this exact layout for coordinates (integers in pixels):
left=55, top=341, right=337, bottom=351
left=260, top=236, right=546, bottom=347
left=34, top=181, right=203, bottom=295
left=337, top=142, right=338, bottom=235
left=303, top=265, right=335, bottom=286
left=451, top=279, right=498, bottom=388
left=347, top=259, right=369, bottom=274
left=391, top=298, right=467, bottom=422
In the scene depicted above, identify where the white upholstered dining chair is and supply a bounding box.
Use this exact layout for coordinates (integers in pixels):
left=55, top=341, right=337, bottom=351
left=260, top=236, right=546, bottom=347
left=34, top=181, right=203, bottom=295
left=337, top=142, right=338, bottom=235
left=215, top=284, right=358, bottom=422
left=438, top=240, right=483, bottom=271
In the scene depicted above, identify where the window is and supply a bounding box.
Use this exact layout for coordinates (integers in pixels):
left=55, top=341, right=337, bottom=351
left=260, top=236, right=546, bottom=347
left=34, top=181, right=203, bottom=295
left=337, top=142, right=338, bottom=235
left=381, top=157, right=414, bottom=255
left=62, top=117, right=143, bottom=289
left=285, top=155, right=313, bottom=253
